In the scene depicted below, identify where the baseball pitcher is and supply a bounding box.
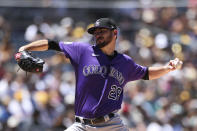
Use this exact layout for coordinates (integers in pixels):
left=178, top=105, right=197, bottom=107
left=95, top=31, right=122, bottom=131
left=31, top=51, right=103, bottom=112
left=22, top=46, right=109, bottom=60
left=17, top=18, right=183, bottom=131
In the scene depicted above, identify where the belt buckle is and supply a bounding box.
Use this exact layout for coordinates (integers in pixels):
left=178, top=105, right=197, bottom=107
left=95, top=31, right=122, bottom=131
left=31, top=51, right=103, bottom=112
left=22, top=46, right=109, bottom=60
left=90, top=119, right=94, bottom=125
left=104, top=114, right=110, bottom=122
left=81, top=119, right=85, bottom=124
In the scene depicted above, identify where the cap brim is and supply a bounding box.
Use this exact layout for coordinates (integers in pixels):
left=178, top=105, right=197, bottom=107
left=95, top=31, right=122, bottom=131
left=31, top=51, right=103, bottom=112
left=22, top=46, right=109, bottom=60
left=87, top=27, right=97, bottom=34
left=87, top=27, right=111, bottom=34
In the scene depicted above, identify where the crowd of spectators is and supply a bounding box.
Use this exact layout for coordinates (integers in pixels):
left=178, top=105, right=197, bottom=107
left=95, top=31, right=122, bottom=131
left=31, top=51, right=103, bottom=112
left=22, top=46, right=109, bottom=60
left=0, top=6, right=196, bottom=131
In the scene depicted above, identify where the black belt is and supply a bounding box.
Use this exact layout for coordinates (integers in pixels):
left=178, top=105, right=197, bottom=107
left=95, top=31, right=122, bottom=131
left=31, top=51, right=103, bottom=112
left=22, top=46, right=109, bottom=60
left=75, top=113, right=115, bottom=125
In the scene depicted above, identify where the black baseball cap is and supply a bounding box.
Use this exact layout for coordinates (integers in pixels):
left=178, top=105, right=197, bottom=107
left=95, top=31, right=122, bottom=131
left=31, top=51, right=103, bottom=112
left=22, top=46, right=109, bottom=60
left=87, top=18, right=117, bottom=34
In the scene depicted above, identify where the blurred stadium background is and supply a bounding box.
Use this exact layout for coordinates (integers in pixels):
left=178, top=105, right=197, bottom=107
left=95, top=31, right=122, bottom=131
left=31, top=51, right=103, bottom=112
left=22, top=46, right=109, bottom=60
left=0, top=0, right=197, bottom=131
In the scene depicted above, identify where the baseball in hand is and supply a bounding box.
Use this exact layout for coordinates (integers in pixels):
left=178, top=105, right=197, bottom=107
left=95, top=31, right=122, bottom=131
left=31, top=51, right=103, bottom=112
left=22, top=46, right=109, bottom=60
left=170, top=58, right=183, bottom=70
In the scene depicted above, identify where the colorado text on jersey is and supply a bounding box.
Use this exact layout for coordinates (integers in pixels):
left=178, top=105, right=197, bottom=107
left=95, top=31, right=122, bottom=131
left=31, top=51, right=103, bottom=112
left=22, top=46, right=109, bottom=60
left=83, top=65, right=125, bottom=85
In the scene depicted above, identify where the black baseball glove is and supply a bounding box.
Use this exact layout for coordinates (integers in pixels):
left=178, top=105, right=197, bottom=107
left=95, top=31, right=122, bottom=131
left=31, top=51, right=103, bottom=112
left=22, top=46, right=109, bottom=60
left=15, top=51, right=45, bottom=73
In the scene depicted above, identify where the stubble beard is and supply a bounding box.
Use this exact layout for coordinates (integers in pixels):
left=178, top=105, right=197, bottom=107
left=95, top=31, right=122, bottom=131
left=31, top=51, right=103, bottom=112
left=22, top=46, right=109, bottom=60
left=96, top=32, right=113, bottom=49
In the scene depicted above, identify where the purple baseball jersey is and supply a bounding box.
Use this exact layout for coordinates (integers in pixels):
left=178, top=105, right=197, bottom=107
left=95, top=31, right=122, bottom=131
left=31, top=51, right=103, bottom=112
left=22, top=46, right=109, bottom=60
left=59, top=42, right=148, bottom=119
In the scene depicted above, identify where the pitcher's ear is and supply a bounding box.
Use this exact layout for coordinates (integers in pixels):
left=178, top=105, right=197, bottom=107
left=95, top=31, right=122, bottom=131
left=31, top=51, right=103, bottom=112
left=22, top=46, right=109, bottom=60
left=114, top=29, right=118, bottom=35
left=113, top=29, right=118, bottom=40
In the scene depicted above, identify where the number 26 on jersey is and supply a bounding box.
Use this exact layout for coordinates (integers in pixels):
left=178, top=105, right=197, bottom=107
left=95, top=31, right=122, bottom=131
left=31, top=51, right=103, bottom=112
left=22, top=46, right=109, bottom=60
left=108, top=85, right=122, bottom=100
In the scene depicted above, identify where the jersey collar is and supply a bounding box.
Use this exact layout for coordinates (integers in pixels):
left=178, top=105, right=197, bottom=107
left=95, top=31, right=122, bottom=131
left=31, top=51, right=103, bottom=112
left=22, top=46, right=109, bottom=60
left=92, top=45, right=119, bottom=61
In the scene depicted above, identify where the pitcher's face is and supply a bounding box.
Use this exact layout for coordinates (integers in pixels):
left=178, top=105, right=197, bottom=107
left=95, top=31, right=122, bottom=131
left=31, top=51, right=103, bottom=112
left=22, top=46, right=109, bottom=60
left=93, top=28, right=113, bottom=48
